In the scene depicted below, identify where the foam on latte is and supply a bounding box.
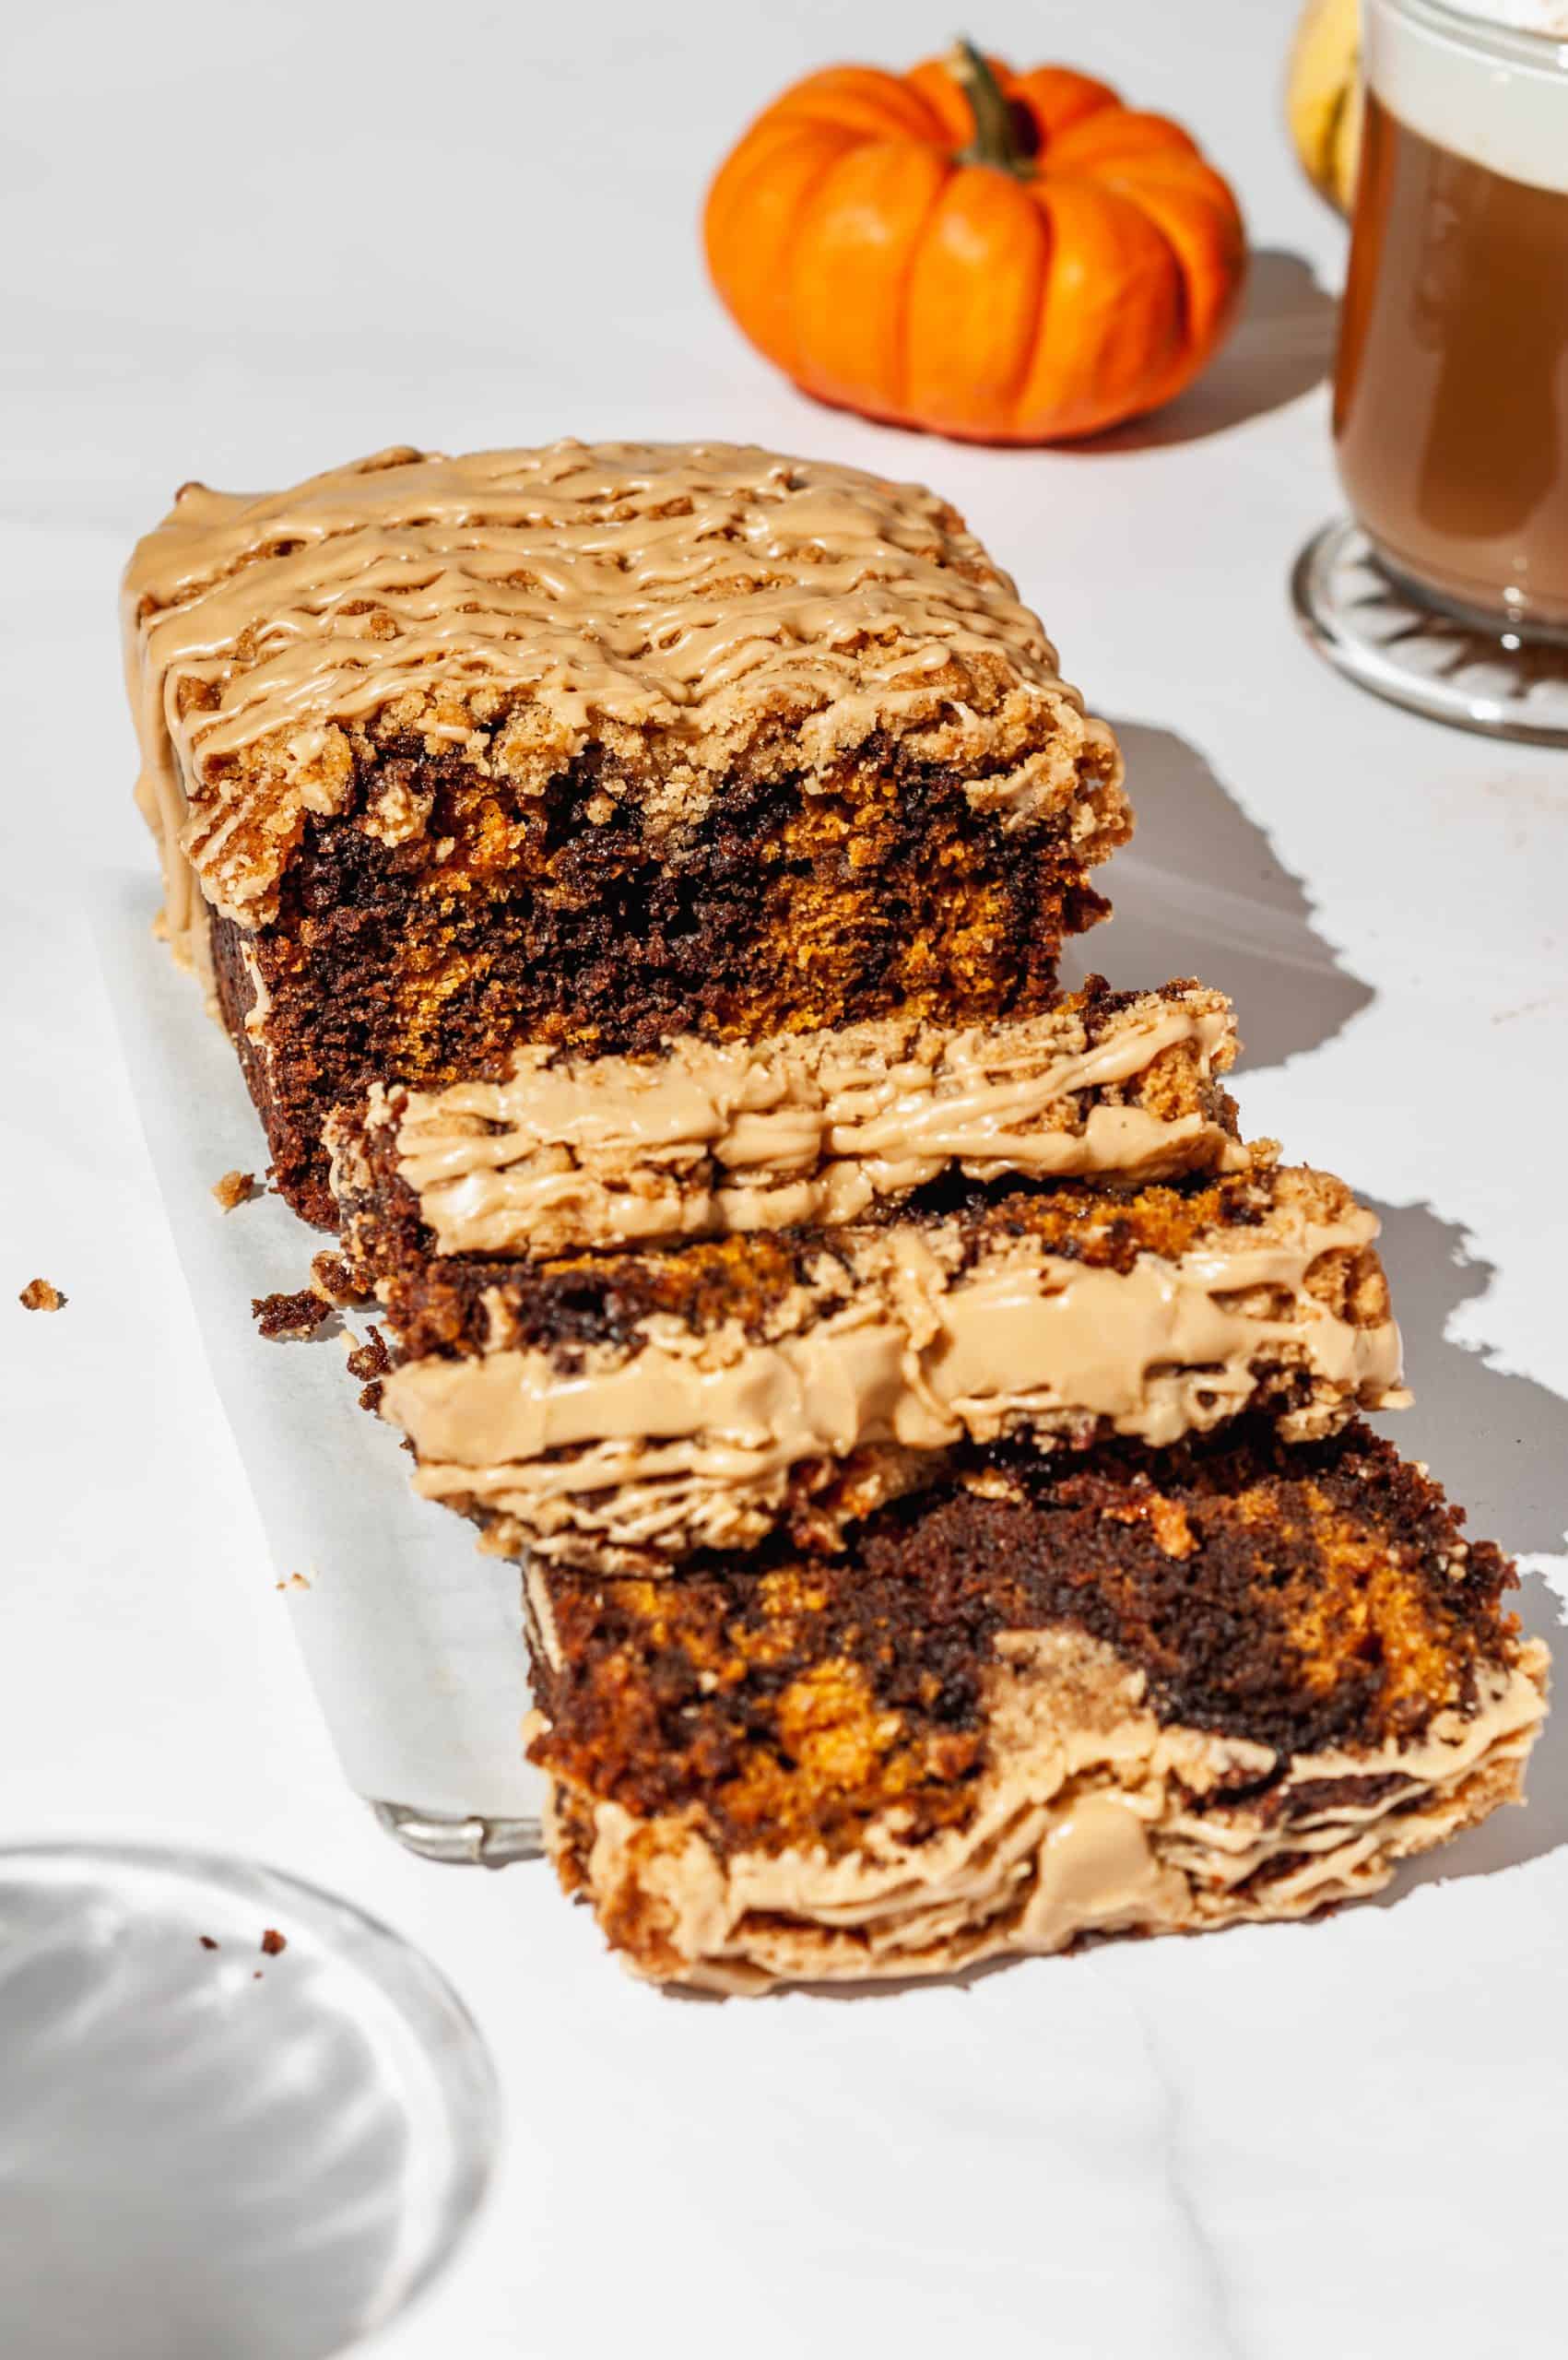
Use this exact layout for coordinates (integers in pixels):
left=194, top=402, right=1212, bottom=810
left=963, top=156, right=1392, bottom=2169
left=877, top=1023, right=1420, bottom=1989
left=1445, top=2, right=1568, bottom=31
left=1372, top=0, right=1568, bottom=195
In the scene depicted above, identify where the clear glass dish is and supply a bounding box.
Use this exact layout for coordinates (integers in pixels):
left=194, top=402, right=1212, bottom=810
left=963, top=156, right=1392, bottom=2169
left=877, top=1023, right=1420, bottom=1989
left=0, top=1841, right=499, bottom=2359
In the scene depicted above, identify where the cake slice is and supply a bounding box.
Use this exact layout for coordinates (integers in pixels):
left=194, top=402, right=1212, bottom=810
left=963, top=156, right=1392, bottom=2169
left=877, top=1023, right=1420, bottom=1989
left=124, top=440, right=1128, bottom=1222
left=371, top=1148, right=1405, bottom=1573
left=327, top=977, right=1243, bottom=1271
left=525, top=1422, right=1549, bottom=1991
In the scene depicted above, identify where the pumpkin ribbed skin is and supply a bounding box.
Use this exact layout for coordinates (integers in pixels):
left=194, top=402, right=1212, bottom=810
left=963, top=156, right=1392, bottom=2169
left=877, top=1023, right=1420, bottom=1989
left=704, top=53, right=1247, bottom=443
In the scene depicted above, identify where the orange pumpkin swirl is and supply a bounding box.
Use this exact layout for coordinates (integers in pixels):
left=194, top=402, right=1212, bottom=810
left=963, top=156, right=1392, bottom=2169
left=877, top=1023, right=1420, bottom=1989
left=704, top=45, right=1248, bottom=444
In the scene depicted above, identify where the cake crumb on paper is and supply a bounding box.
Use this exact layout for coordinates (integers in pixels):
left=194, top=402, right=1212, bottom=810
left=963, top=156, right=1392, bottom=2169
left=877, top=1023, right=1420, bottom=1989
left=211, top=1169, right=258, bottom=1210
left=260, top=1929, right=288, bottom=1957
left=275, top=1572, right=312, bottom=1592
left=18, top=1278, right=65, bottom=1312
left=310, top=1249, right=367, bottom=1308
left=252, top=1287, right=332, bottom=1340
left=347, top=1325, right=392, bottom=1411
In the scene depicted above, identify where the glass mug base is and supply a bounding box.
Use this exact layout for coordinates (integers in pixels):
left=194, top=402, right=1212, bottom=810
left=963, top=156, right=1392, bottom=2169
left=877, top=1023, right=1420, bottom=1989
left=1291, top=517, right=1568, bottom=747
left=371, top=1798, right=546, bottom=1868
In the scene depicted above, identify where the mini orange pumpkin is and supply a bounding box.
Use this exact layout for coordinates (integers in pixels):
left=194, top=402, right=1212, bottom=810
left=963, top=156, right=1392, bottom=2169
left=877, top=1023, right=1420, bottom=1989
left=704, top=42, right=1247, bottom=444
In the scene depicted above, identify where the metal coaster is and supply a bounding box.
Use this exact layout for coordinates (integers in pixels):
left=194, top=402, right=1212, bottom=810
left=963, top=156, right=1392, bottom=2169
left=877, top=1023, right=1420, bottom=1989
left=1291, top=517, right=1568, bottom=746
left=0, top=1842, right=499, bottom=2360
left=371, top=1800, right=545, bottom=1868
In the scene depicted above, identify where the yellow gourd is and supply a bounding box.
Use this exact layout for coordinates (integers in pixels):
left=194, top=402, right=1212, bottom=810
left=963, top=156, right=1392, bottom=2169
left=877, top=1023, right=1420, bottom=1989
left=1286, top=0, right=1362, bottom=213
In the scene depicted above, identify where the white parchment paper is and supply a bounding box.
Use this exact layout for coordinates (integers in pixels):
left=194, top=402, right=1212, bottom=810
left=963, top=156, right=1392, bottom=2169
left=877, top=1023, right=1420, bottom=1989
left=94, top=874, right=545, bottom=1824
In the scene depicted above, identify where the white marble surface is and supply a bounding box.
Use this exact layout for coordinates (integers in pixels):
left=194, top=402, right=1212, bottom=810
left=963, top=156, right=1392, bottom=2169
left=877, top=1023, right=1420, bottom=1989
left=3, top=3, right=1566, bottom=2354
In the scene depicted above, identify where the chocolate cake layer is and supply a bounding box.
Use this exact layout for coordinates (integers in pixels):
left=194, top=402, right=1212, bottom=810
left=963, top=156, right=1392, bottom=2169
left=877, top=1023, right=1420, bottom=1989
left=374, top=1150, right=1406, bottom=1572
left=124, top=442, right=1128, bottom=1221
left=525, top=1423, right=1549, bottom=1990
left=327, top=978, right=1243, bottom=1271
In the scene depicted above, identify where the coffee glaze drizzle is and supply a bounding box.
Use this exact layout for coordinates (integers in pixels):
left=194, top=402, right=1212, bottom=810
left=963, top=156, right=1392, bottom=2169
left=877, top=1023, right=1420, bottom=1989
left=122, top=441, right=1116, bottom=962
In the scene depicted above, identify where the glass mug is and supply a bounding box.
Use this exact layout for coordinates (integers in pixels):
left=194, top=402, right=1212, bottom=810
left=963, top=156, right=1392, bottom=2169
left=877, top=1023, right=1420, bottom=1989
left=1295, top=0, right=1568, bottom=740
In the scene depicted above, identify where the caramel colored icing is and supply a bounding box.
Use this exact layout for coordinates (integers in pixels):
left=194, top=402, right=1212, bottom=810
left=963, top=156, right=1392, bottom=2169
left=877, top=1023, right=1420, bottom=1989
left=123, top=441, right=1124, bottom=965
left=537, top=1629, right=1549, bottom=1990
left=383, top=1174, right=1406, bottom=1569
left=363, top=987, right=1243, bottom=1259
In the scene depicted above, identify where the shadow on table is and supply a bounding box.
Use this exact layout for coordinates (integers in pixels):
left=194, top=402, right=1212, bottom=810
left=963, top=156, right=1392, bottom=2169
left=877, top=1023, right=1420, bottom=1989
left=1367, top=1196, right=1568, bottom=1896
left=1079, top=247, right=1339, bottom=453
left=1059, top=719, right=1373, bottom=1071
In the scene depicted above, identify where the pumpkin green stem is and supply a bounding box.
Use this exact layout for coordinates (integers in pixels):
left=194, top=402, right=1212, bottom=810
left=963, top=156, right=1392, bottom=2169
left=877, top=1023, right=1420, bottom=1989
left=949, top=38, right=1031, bottom=176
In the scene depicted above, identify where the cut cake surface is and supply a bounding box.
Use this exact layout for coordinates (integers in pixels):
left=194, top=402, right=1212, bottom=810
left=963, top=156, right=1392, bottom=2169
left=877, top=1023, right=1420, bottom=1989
left=526, top=1422, right=1547, bottom=1990
left=371, top=1148, right=1406, bottom=1572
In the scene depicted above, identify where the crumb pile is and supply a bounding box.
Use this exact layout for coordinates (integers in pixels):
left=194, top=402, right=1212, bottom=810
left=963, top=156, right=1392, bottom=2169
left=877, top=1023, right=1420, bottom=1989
left=126, top=440, right=1547, bottom=1990
left=211, top=1168, right=256, bottom=1210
